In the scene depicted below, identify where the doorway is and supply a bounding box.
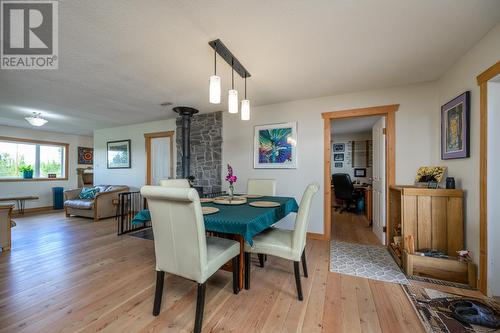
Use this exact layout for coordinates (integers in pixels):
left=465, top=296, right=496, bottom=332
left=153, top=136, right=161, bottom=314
left=144, top=131, right=174, bottom=185
left=324, top=105, right=402, bottom=283
left=322, top=104, right=399, bottom=244
left=477, top=61, right=500, bottom=296
left=329, top=115, right=384, bottom=245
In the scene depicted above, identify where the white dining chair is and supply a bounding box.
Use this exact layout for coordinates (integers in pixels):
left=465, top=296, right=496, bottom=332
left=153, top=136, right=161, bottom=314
left=243, top=183, right=319, bottom=301
left=247, top=179, right=277, bottom=196
left=247, top=178, right=277, bottom=267
left=159, top=179, right=190, bottom=188
left=141, top=186, right=240, bottom=333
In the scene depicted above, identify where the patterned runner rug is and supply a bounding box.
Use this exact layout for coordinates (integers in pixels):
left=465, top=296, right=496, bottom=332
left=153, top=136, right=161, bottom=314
left=329, top=240, right=409, bottom=284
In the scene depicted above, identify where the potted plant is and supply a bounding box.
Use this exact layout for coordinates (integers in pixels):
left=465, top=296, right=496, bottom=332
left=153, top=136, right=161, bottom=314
left=19, top=165, right=34, bottom=179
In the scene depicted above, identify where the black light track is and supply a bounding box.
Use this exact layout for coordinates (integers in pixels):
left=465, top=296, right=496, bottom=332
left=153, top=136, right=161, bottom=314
left=209, top=39, right=251, bottom=78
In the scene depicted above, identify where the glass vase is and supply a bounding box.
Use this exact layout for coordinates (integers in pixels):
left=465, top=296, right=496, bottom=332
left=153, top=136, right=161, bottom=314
left=228, top=184, right=234, bottom=200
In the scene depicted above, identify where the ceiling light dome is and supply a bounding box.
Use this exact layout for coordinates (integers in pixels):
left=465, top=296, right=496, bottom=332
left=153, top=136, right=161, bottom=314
left=25, top=112, right=48, bottom=126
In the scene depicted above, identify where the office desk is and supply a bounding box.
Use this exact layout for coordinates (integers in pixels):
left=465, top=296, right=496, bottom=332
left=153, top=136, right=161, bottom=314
left=331, top=185, right=372, bottom=223
left=354, top=185, right=372, bottom=224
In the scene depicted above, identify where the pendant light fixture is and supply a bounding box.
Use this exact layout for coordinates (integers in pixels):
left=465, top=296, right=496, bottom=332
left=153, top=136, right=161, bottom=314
left=241, top=75, right=250, bottom=120
left=228, top=58, right=238, bottom=114
left=209, top=41, right=221, bottom=104
left=25, top=112, right=48, bottom=126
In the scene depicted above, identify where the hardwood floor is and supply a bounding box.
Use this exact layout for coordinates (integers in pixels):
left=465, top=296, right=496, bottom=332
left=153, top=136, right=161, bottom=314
left=330, top=210, right=381, bottom=245
left=0, top=211, right=485, bottom=332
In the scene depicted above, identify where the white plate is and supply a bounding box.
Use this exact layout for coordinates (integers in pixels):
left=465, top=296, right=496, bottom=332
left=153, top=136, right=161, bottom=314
left=202, top=206, right=220, bottom=215
left=249, top=201, right=280, bottom=208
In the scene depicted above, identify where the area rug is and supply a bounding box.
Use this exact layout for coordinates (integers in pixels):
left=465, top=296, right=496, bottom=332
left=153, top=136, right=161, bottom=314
left=403, top=284, right=500, bottom=333
left=329, top=240, right=409, bottom=284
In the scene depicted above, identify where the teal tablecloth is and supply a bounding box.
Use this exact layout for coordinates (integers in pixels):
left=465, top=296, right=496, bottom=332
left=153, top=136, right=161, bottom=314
left=131, top=196, right=298, bottom=245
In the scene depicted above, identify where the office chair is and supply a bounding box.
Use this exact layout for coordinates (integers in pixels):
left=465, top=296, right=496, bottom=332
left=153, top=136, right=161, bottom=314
left=332, top=173, right=361, bottom=213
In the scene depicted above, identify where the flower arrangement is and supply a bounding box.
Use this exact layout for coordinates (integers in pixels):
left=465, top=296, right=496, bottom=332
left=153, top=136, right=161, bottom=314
left=225, top=164, right=237, bottom=198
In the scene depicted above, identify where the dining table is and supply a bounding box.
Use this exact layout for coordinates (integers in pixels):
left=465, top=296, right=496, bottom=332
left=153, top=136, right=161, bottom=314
left=131, top=195, right=299, bottom=290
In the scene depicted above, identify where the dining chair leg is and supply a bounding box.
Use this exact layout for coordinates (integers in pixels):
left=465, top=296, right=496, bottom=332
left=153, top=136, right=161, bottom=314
left=153, top=270, right=165, bottom=316
left=293, top=261, right=303, bottom=301
left=301, top=249, right=308, bottom=278
left=244, top=252, right=250, bottom=290
left=258, top=254, right=265, bottom=268
left=232, top=255, right=240, bottom=294
left=194, top=282, right=206, bottom=333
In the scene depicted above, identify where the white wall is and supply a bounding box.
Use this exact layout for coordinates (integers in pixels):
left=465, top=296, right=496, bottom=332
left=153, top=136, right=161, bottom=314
left=487, top=81, right=500, bottom=297
left=437, top=23, right=500, bottom=267
left=0, top=125, right=93, bottom=209
left=93, top=119, right=176, bottom=190
left=331, top=131, right=373, bottom=183
left=223, top=82, right=438, bottom=233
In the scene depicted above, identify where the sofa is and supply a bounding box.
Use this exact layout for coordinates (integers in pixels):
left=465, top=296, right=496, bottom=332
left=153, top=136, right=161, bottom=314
left=64, top=185, right=129, bottom=222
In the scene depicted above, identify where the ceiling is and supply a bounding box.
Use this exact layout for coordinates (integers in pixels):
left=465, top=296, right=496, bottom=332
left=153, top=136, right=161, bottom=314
left=331, top=116, right=382, bottom=135
left=1, top=0, right=499, bottom=135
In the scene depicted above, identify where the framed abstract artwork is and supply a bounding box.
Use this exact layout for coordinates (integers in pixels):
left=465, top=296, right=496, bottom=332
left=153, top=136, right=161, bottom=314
left=441, top=91, right=470, bottom=160
left=77, top=147, right=93, bottom=165
left=254, top=122, right=297, bottom=168
left=107, top=140, right=131, bottom=169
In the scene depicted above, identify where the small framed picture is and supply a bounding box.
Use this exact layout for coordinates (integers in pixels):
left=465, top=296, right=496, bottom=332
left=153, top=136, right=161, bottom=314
left=333, top=143, right=345, bottom=152
left=354, top=168, right=366, bottom=177
left=333, top=153, right=344, bottom=162
left=107, top=140, right=131, bottom=169
left=334, top=162, right=343, bottom=168
left=78, top=147, right=94, bottom=165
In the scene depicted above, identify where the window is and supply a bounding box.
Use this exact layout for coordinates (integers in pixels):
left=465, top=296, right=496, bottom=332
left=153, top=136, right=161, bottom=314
left=0, top=137, right=68, bottom=181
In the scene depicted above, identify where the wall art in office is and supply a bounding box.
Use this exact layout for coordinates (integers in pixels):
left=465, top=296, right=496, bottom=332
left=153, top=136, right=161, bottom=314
left=333, top=153, right=344, bottom=162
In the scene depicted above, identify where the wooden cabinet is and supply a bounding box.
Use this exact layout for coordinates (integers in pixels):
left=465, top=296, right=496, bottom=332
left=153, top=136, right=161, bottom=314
left=389, top=186, right=464, bottom=256
left=388, top=186, right=475, bottom=287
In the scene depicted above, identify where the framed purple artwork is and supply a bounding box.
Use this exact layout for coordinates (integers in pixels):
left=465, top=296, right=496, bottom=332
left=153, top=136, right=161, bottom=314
left=441, top=91, right=470, bottom=160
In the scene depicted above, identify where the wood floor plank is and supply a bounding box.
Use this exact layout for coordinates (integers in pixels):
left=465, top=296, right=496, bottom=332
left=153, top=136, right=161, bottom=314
left=0, top=211, right=485, bottom=333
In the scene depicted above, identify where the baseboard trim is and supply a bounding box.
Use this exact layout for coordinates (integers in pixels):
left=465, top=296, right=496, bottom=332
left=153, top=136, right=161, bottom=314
left=307, top=232, right=328, bottom=241
left=13, top=206, right=54, bottom=216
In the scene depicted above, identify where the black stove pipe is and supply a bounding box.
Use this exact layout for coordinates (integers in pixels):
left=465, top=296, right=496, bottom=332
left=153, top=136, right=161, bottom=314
left=173, top=107, right=199, bottom=178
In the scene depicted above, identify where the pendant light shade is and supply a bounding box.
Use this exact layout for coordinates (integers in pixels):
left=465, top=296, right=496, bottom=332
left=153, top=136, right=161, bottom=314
left=241, top=99, right=250, bottom=120
left=209, top=42, right=221, bottom=104
left=228, top=89, right=238, bottom=114
left=228, top=58, right=238, bottom=114
left=241, top=75, right=250, bottom=120
left=209, top=75, right=221, bottom=104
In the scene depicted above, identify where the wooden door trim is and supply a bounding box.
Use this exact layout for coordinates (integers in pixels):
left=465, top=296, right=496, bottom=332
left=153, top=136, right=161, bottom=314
left=145, top=131, right=175, bottom=185
left=476, top=60, right=500, bottom=295
left=322, top=104, right=399, bottom=243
